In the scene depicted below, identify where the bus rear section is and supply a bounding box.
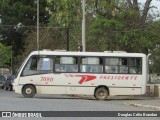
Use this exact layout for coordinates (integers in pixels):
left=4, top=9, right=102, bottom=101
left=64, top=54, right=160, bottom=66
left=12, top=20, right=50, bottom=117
left=13, top=51, right=147, bottom=100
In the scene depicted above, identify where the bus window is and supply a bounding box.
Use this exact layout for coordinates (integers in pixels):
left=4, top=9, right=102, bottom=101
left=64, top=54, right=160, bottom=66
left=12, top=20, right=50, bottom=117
left=22, top=56, right=53, bottom=76
left=129, top=58, right=142, bottom=74
left=22, top=57, right=39, bottom=76
left=105, top=58, right=128, bottom=74
left=55, top=56, right=78, bottom=72
left=37, top=58, right=53, bottom=73
left=80, top=57, right=103, bottom=73
left=119, top=58, right=128, bottom=74
left=105, top=58, right=118, bottom=73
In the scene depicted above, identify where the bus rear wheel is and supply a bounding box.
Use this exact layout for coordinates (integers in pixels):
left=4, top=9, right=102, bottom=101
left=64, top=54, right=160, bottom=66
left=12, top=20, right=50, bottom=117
left=22, top=85, right=36, bottom=98
left=94, top=87, right=108, bottom=101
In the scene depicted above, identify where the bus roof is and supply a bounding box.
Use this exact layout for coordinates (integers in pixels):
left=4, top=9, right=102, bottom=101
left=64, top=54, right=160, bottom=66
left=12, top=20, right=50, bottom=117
left=29, top=51, right=146, bottom=58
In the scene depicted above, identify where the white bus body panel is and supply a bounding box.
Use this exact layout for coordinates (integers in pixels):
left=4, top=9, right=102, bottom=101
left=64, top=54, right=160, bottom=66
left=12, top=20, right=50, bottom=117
left=13, top=51, right=147, bottom=96
left=15, top=73, right=145, bottom=96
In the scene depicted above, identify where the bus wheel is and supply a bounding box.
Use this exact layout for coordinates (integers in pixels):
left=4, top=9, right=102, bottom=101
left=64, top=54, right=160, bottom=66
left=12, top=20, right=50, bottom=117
left=94, top=87, right=108, bottom=101
left=22, top=85, right=36, bottom=98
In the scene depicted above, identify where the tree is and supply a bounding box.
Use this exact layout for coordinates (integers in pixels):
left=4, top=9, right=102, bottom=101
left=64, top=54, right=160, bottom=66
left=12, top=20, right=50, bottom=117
left=0, top=0, right=49, bottom=49
left=48, top=0, right=82, bottom=51
left=1, top=0, right=159, bottom=69
left=0, top=43, right=11, bottom=67
left=88, top=0, right=160, bottom=54
left=0, top=0, right=50, bottom=69
left=47, top=0, right=160, bottom=53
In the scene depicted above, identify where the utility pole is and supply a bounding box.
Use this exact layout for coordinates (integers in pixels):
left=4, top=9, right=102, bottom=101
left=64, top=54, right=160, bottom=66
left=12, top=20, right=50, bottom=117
left=0, top=14, right=1, bottom=24
left=11, top=46, right=12, bottom=75
left=37, top=0, right=40, bottom=51
left=66, top=27, right=69, bottom=51
left=82, top=0, right=86, bottom=51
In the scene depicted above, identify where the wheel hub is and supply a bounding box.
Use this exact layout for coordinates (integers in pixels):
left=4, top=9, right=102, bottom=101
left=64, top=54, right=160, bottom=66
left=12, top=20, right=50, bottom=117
left=99, top=91, right=105, bottom=98
left=25, top=88, right=32, bottom=94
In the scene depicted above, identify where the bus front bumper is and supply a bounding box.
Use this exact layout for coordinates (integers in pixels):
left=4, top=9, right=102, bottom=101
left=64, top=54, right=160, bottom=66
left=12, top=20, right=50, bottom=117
left=13, top=85, right=22, bottom=94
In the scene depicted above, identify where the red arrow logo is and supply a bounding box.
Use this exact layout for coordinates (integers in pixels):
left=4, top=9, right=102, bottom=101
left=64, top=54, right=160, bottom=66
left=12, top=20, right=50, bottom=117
left=75, top=75, right=96, bottom=84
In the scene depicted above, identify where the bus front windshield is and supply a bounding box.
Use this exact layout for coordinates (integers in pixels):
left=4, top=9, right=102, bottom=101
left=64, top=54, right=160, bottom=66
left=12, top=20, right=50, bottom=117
left=21, top=55, right=53, bottom=76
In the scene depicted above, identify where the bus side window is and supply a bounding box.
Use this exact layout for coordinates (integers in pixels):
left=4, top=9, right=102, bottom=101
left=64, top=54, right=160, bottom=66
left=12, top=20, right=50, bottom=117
left=65, top=65, right=78, bottom=72
left=129, top=58, right=142, bottom=74
left=81, top=65, right=86, bottom=72
left=119, top=58, right=128, bottom=74
left=105, top=58, right=118, bottom=74
left=80, top=57, right=103, bottom=73
left=55, top=56, right=78, bottom=73
left=55, top=64, right=65, bottom=72
left=37, top=58, right=53, bottom=73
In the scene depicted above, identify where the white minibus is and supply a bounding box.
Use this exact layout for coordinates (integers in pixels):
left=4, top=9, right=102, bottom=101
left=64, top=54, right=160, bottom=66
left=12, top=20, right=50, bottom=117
left=13, top=50, right=148, bottom=100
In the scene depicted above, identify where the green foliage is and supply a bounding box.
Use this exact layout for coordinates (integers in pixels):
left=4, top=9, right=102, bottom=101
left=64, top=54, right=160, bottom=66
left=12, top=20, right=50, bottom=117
left=48, top=0, right=82, bottom=51
left=147, top=22, right=160, bottom=73
left=0, top=0, right=36, bottom=25
left=49, top=0, right=81, bottom=27
left=1, top=0, right=160, bottom=72
left=0, top=44, right=12, bottom=66
left=90, top=18, right=123, bottom=33
left=0, top=0, right=49, bottom=70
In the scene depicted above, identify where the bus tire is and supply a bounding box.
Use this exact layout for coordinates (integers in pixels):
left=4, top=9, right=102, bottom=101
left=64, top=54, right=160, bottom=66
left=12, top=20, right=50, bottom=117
left=94, top=87, right=108, bottom=101
left=22, top=85, right=36, bottom=98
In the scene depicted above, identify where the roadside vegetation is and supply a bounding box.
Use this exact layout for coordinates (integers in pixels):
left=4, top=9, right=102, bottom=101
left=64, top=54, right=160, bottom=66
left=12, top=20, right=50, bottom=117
left=0, top=0, right=160, bottom=73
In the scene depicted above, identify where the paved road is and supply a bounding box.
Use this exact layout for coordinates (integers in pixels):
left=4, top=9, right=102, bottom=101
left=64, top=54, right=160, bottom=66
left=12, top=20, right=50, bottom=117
left=0, top=89, right=159, bottom=120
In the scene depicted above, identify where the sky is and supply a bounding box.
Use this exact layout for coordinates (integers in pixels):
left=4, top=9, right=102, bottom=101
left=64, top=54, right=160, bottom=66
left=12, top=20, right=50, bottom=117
left=139, top=0, right=160, bottom=20
left=140, top=0, right=160, bottom=9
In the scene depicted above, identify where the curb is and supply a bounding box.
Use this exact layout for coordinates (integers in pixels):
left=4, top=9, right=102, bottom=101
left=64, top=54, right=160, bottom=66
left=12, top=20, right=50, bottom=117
left=125, top=103, right=160, bottom=110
